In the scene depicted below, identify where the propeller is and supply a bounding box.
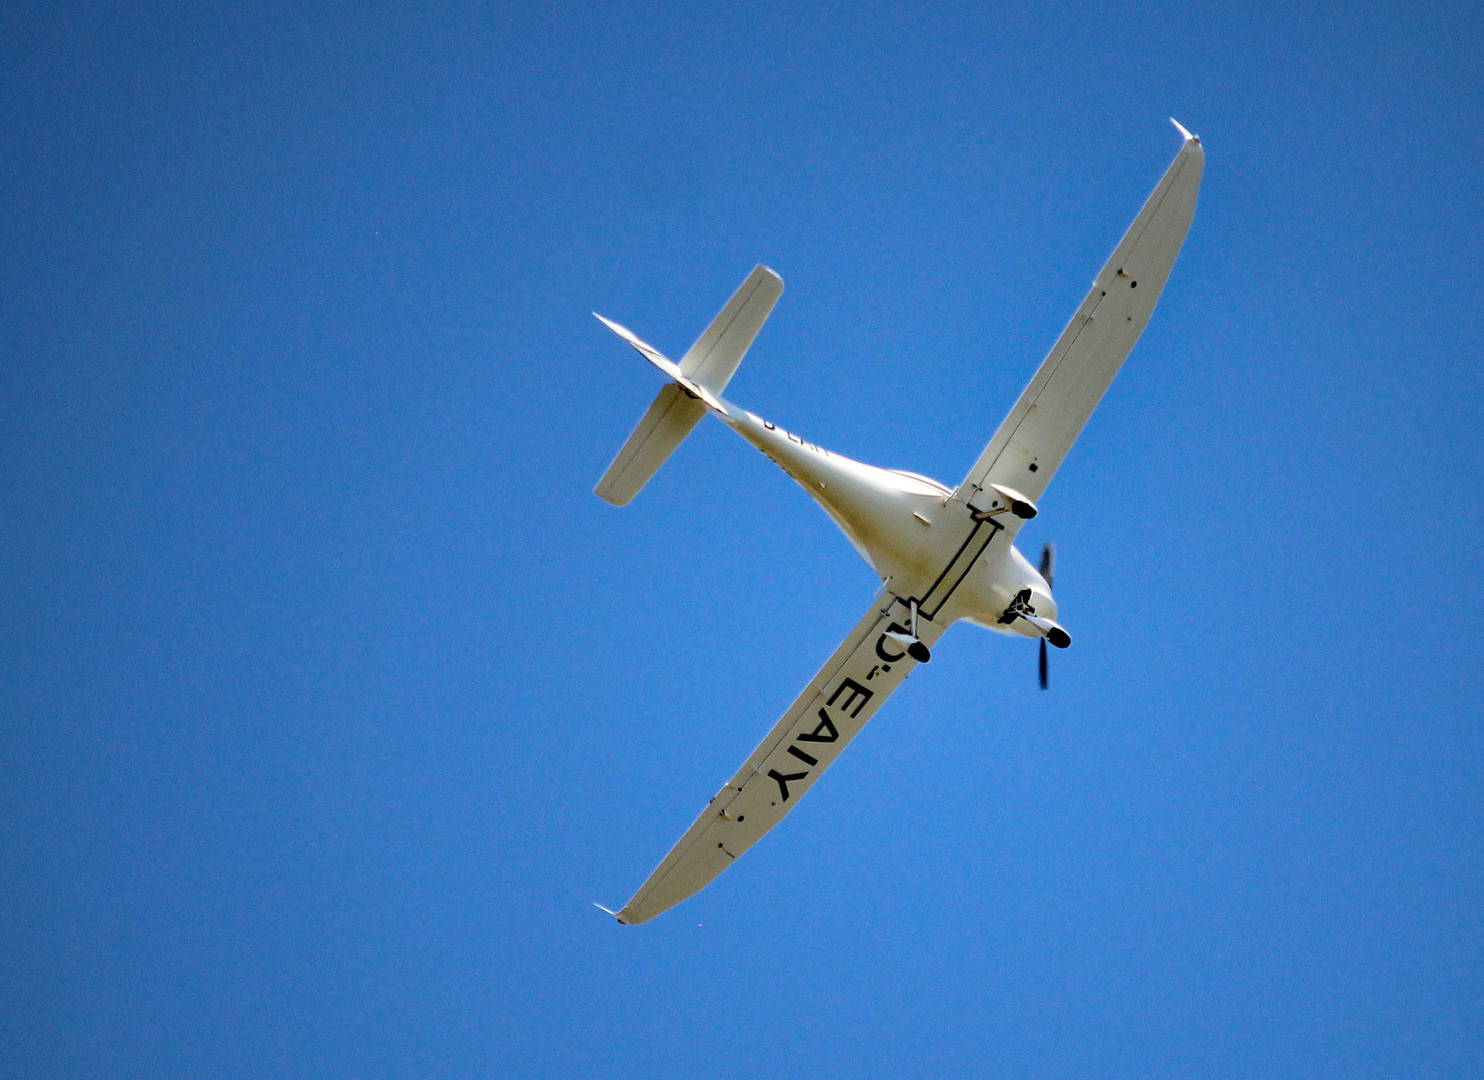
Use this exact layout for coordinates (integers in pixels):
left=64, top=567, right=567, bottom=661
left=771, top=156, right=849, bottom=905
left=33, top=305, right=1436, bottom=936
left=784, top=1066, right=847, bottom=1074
left=1038, top=542, right=1055, bottom=690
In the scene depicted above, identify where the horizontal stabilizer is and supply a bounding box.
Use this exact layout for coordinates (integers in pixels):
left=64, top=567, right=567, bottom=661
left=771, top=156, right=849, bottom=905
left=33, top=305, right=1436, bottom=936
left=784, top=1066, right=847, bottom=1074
left=679, top=265, right=783, bottom=393
left=593, top=265, right=782, bottom=505
left=595, top=383, right=707, bottom=506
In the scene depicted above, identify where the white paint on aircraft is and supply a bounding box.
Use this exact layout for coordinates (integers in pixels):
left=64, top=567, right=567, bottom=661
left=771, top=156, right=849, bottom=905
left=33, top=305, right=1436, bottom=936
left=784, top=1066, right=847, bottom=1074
left=592, top=122, right=1204, bottom=924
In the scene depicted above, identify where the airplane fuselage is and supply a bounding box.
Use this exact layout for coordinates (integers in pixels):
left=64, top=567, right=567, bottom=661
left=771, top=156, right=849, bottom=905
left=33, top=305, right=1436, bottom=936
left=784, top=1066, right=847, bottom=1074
left=721, top=403, right=1057, bottom=640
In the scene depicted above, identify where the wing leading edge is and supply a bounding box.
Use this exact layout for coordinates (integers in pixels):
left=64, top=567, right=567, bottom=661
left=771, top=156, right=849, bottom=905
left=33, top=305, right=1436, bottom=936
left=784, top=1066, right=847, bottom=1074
left=611, top=591, right=946, bottom=924
left=956, top=123, right=1204, bottom=511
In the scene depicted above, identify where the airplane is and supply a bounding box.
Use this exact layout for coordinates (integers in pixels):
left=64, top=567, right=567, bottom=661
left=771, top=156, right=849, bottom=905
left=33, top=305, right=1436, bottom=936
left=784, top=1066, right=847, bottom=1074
left=592, top=120, right=1204, bottom=925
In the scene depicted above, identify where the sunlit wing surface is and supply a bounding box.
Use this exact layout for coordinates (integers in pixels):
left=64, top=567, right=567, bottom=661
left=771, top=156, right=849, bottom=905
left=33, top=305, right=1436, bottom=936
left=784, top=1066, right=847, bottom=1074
left=612, top=590, right=946, bottom=924
left=956, top=127, right=1204, bottom=510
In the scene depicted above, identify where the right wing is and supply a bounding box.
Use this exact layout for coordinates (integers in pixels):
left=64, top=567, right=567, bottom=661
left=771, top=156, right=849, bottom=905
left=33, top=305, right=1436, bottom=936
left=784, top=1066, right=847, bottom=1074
left=612, top=590, right=946, bottom=924
left=955, top=124, right=1204, bottom=512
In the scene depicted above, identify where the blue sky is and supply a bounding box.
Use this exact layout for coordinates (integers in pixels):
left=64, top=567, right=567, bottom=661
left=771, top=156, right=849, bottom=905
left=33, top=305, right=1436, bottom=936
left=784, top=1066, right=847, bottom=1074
left=3, top=1, right=1482, bottom=1076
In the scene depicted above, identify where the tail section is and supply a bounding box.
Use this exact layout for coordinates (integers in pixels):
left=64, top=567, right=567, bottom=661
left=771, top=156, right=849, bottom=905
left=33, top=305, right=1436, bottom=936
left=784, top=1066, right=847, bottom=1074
left=677, top=264, right=783, bottom=390
left=593, top=265, right=782, bottom=506
left=594, top=384, right=707, bottom=506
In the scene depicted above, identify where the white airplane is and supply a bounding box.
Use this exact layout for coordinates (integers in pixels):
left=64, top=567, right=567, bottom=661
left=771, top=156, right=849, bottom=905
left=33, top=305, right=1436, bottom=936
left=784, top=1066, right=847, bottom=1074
left=593, top=121, right=1204, bottom=925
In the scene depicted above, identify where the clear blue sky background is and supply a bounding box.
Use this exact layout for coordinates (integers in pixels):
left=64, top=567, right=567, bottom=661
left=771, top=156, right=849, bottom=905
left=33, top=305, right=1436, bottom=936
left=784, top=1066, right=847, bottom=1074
left=3, top=2, right=1481, bottom=1077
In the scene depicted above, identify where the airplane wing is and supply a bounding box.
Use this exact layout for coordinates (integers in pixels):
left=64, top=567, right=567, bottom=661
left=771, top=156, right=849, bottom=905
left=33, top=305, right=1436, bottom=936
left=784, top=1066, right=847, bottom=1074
left=610, top=590, right=946, bottom=924
left=956, top=124, right=1204, bottom=513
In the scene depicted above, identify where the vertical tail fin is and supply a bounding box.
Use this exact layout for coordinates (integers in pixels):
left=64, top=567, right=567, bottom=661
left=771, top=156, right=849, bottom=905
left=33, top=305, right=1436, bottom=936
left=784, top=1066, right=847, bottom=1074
left=593, top=266, right=783, bottom=506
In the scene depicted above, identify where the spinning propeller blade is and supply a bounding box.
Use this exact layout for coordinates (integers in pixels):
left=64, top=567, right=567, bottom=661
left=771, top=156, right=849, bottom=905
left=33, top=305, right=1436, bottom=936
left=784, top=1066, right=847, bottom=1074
left=1038, top=542, right=1055, bottom=691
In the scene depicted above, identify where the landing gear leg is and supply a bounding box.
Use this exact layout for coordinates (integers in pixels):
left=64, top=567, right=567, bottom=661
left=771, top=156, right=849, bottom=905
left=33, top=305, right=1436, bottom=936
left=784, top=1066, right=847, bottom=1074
left=905, top=600, right=930, bottom=664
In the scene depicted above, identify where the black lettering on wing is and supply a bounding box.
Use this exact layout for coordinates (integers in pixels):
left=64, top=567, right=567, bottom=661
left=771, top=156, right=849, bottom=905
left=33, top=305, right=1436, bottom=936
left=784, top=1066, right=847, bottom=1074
left=827, top=677, right=873, bottom=719
left=787, top=745, right=818, bottom=766
left=796, top=708, right=839, bottom=743
left=768, top=768, right=809, bottom=801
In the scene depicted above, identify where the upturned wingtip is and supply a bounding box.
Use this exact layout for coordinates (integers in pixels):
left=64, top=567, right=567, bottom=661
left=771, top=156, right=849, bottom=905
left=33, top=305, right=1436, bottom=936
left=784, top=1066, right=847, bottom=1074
left=593, top=902, right=628, bottom=923
left=1169, top=117, right=1199, bottom=144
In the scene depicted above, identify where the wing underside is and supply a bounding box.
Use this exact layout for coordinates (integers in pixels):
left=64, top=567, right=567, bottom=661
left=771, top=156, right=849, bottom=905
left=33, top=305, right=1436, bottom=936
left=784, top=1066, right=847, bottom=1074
left=956, top=127, right=1204, bottom=511
left=613, top=590, right=946, bottom=924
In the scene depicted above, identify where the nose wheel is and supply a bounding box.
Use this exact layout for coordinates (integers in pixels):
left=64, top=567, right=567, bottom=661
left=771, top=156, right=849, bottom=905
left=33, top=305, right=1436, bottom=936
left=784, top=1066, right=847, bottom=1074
left=997, top=578, right=1071, bottom=690
left=997, top=588, right=1037, bottom=625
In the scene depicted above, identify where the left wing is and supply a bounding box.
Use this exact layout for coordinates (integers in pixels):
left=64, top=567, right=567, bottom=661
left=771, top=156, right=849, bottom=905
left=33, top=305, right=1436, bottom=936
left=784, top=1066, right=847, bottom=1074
left=612, top=590, right=945, bottom=924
